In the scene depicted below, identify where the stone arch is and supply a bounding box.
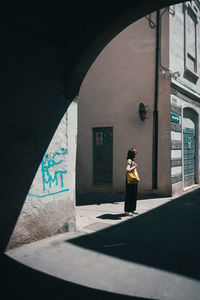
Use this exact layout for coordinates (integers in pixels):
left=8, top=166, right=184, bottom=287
left=1, top=0, right=184, bottom=253
left=65, top=0, right=183, bottom=100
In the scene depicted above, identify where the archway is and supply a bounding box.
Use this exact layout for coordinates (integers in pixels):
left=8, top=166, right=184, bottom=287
left=183, top=107, right=199, bottom=188
left=1, top=0, right=183, bottom=254
left=3, top=1, right=200, bottom=299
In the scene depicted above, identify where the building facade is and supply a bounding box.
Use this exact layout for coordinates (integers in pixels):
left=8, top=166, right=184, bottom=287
left=76, top=1, right=200, bottom=197
left=170, top=1, right=200, bottom=194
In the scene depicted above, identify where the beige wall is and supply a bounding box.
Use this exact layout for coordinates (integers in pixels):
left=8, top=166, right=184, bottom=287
left=157, top=10, right=172, bottom=195
left=77, top=13, right=171, bottom=196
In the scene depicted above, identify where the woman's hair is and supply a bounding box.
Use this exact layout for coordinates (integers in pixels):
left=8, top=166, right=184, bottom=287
left=127, top=148, right=137, bottom=160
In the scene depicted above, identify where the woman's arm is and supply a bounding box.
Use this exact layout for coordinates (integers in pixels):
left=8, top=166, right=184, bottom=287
left=126, top=160, right=137, bottom=172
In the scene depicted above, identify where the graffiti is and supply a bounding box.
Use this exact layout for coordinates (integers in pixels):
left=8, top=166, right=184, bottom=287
left=28, top=148, right=69, bottom=198
left=0, top=123, right=38, bottom=155
left=28, top=189, right=70, bottom=198
left=41, top=148, right=67, bottom=191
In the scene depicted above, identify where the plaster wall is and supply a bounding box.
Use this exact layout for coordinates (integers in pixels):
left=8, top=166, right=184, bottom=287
left=77, top=15, right=168, bottom=196
left=7, top=101, right=77, bottom=249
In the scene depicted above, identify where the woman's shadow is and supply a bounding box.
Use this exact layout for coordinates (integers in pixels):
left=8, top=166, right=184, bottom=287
left=97, top=213, right=138, bottom=220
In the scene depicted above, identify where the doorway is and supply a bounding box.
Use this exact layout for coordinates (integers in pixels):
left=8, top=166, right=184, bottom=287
left=92, top=127, right=113, bottom=186
left=183, top=108, right=198, bottom=188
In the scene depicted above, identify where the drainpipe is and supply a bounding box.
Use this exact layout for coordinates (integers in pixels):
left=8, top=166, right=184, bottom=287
left=152, top=10, right=160, bottom=190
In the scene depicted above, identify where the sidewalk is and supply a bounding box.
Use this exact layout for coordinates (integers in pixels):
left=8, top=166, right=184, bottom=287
left=6, top=187, right=200, bottom=300
left=75, top=185, right=200, bottom=232
left=75, top=195, right=172, bottom=233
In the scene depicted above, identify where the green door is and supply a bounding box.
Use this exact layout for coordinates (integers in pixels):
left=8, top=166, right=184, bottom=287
left=184, top=128, right=195, bottom=187
left=93, top=127, right=113, bottom=185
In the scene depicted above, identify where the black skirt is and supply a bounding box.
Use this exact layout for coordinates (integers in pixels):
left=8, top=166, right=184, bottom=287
left=124, top=179, right=138, bottom=212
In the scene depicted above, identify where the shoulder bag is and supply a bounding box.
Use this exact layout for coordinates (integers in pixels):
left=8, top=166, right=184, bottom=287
left=127, top=167, right=140, bottom=184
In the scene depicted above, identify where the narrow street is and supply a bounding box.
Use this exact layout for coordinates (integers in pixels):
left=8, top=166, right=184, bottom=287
left=5, top=186, right=200, bottom=300
left=1, top=2, right=200, bottom=300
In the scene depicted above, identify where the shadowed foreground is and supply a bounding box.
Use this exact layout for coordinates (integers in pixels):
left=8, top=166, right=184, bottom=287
left=1, top=254, right=150, bottom=300
left=70, top=188, right=200, bottom=280
left=5, top=188, right=200, bottom=299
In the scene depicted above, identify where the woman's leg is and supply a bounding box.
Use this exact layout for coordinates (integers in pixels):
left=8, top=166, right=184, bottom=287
left=125, top=180, right=135, bottom=212
left=124, top=179, right=129, bottom=212
left=132, top=183, right=138, bottom=212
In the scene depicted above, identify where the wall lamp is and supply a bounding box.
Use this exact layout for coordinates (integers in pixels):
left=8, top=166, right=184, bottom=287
left=139, top=103, right=148, bottom=121
left=160, top=67, right=180, bottom=79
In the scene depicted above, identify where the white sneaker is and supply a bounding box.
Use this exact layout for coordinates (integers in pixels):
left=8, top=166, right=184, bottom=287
left=125, top=212, right=133, bottom=216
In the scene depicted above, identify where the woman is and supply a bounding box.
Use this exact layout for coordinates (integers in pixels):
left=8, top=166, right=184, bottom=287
left=125, top=148, right=138, bottom=216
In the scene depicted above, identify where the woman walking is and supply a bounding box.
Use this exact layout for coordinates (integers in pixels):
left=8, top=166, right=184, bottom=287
left=125, top=148, right=139, bottom=216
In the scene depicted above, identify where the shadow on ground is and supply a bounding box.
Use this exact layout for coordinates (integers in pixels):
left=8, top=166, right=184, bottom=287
left=76, top=192, right=166, bottom=206
left=0, top=254, right=153, bottom=300
left=97, top=213, right=128, bottom=220
left=71, top=188, right=200, bottom=280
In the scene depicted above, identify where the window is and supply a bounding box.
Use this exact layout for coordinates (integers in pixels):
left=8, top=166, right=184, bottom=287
left=183, top=2, right=199, bottom=83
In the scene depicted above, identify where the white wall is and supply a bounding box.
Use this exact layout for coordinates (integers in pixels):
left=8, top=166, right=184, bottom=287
left=170, top=1, right=200, bottom=195
left=7, top=100, right=77, bottom=249
left=170, top=2, right=200, bottom=92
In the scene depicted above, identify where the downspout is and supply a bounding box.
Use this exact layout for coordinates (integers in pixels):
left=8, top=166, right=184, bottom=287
left=152, top=10, right=160, bottom=190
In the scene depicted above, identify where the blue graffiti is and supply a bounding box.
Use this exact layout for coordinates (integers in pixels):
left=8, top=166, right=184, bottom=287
left=41, top=148, right=68, bottom=191
left=28, top=189, right=70, bottom=198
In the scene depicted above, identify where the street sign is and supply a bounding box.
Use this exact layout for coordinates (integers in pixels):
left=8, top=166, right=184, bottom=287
left=171, top=113, right=180, bottom=123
